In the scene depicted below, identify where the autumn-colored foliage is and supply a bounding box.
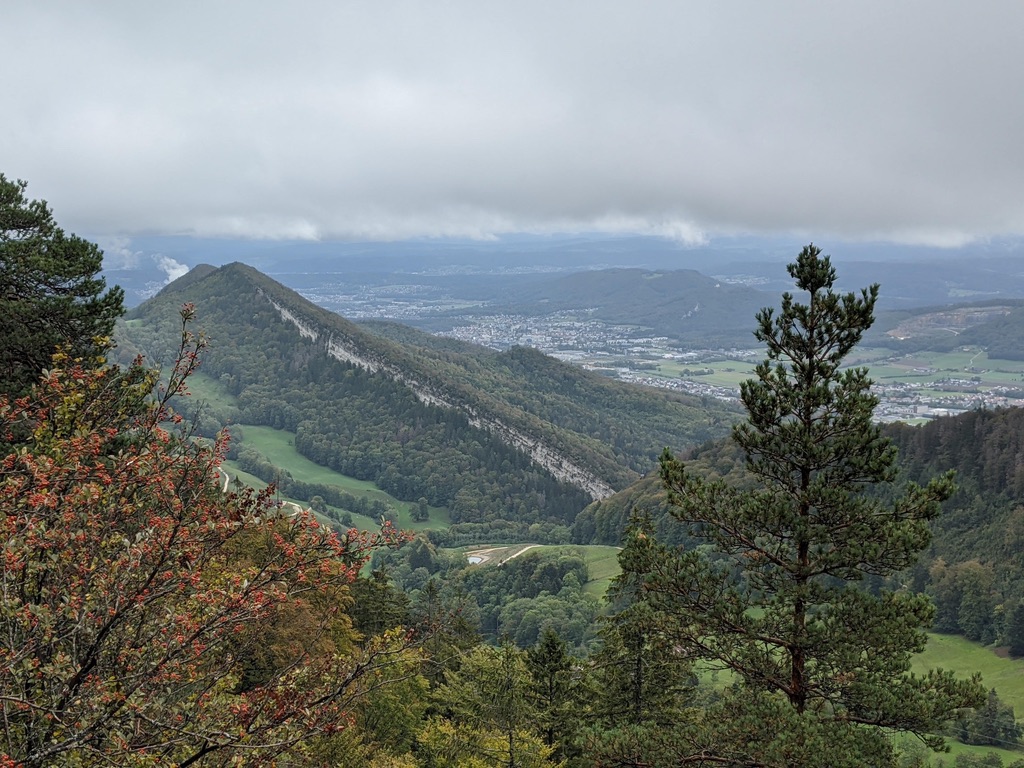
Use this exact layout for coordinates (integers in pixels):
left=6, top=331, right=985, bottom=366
left=0, top=307, right=407, bottom=766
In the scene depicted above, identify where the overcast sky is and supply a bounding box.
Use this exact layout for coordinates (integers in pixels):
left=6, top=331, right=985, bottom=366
left=4, top=2, right=1024, bottom=248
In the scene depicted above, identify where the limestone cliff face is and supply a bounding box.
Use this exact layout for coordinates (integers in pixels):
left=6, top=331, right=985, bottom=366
left=263, top=292, right=615, bottom=501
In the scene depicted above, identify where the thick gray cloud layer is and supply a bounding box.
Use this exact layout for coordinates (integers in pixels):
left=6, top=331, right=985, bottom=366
left=4, top=2, right=1024, bottom=245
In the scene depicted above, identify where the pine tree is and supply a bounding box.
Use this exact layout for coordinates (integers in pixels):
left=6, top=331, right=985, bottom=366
left=422, top=643, right=556, bottom=767
left=0, top=174, right=124, bottom=397
left=526, top=626, right=578, bottom=757
left=956, top=688, right=1022, bottom=747
left=622, top=245, right=985, bottom=766
left=581, top=542, right=700, bottom=767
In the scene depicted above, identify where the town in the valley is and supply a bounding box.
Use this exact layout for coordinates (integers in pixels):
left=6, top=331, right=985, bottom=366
left=296, top=283, right=1024, bottom=425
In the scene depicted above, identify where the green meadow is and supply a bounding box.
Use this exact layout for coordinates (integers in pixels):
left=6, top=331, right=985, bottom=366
left=183, top=373, right=452, bottom=532
left=935, top=738, right=1023, bottom=765
left=217, top=459, right=375, bottom=530
left=459, top=544, right=622, bottom=598
left=914, top=634, right=1024, bottom=716
left=234, top=424, right=451, bottom=532
left=576, top=545, right=623, bottom=597
left=181, top=370, right=241, bottom=406
left=654, top=358, right=759, bottom=389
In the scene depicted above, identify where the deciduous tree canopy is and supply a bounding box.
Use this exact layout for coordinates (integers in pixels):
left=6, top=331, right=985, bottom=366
left=0, top=308, right=406, bottom=766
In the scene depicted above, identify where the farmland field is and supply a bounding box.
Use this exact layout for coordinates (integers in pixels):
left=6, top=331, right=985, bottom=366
left=217, top=460, right=376, bottom=530
left=460, top=544, right=622, bottom=598
left=637, top=346, right=1024, bottom=414
left=653, top=358, right=758, bottom=389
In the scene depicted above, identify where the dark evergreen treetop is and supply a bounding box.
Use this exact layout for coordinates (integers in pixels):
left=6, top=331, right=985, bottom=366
left=0, top=175, right=124, bottom=397
left=622, top=244, right=985, bottom=766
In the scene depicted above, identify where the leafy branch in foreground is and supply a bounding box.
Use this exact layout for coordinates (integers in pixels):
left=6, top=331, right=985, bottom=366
left=0, top=306, right=408, bottom=767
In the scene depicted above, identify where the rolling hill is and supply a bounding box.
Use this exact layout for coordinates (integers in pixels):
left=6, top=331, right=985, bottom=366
left=490, top=267, right=771, bottom=342
left=121, top=262, right=740, bottom=533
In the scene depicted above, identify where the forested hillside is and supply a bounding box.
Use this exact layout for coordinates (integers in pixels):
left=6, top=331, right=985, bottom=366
left=957, top=306, right=1024, bottom=359
left=121, top=262, right=737, bottom=532
left=888, top=409, right=1024, bottom=647
left=871, top=300, right=1024, bottom=356
left=575, top=402, right=1024, bottom=661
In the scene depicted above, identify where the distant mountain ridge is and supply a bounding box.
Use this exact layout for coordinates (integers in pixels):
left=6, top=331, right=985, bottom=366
left=107, top=234, right=1024, bottom=311
left=485, top=267, right=772, bottom=344
left=334, top=266, right=774, bottom=347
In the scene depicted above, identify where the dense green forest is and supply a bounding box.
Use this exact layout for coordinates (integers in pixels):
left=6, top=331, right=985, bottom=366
left=959, top=307, right=1024, bottom=360
left=889, top=408, right=1024, bottom=648
left=372, top=540, right=601, bottom=649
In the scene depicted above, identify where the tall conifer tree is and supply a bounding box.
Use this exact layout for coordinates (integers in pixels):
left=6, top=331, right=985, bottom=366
left=0, top=174, right=123, bottom=397
left=621, top=245, right=984, bottom=766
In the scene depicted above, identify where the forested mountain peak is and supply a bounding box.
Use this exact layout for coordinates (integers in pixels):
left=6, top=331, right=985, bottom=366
left=124, top=262, right=737, bottom=532
left=155, top=262, right=219, bottom=296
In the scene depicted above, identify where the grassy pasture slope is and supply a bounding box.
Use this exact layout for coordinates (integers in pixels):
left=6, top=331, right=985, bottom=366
left=577, top=545, right=623, bottom=597
left=913, top=634, right=1024, bottom=717
left=460, top=544, right=621, bottom=597
left=181, top=374, right=451, bottom=532
left=240, top=425, right=395, bottom=496
left=236, top=424, right=451, bottom=532
left=217, top=460, right=373, bottom=531
left=909, top=634, right=1024, bottom=762
left=937, top=738, right=1023, bottom=764
left=180, top=370, right=240, bottom=408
